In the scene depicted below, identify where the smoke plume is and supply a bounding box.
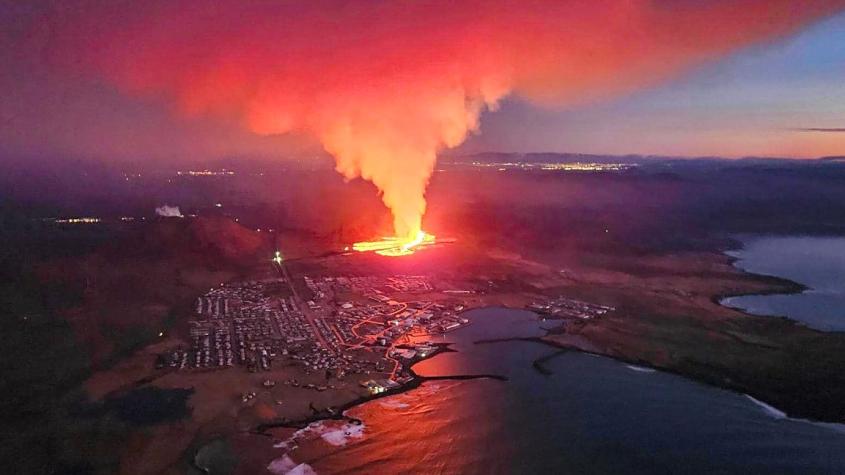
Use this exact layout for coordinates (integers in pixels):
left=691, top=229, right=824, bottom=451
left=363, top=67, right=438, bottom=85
left=46, top=0, right=844, bottom=238
left=155, top=205, right=183, bottom=218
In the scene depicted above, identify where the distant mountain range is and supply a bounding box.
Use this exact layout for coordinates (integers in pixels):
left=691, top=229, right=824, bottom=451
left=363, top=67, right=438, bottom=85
left=444, top=151, right=845, bottom=164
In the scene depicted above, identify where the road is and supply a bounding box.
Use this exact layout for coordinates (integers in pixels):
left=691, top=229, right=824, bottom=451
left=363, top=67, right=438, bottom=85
left=273, top=260, right=335, bottom=354
left=272, top=263, right=427, bottom=379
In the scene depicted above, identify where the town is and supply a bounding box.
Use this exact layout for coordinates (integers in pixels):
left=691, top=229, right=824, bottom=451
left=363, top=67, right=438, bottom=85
left=528, top=296, right=615, bottom=321
left=160, top=271, right=471, bottom=396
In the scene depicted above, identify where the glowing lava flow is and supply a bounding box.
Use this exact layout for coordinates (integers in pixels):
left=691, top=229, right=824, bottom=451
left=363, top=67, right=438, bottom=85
left=353, top=231, right=436, bottom=257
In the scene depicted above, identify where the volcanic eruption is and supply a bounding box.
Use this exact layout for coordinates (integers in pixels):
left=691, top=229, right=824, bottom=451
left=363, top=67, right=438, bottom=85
left=43, top=0, right=845, bottom=255
left=352, top=231, right=438, bottom=257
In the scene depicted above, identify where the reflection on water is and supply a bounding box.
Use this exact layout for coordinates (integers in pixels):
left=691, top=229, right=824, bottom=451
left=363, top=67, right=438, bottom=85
left=723, top=236, right=845, bottom=331
left=284, top=308, right=845, bottom=474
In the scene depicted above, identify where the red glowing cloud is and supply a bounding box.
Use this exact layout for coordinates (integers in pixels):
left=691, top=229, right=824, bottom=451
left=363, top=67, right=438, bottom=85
left=45, top=0, right=845, bottom=238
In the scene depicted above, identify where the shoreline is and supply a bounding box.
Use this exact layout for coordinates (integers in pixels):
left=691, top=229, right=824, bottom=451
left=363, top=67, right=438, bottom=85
left=744, top=394, right=845, bottom=434
left=480, top=331, right=845, bottom=427
left=252, top=342, right=507, bottom=433
left=714, top=237, right=845, bottom=333
left=188, top=243, right=845, bottom=468
left=710, top=239, right=808, bottom=306
left=202, top=286, right=845, bottom=470
left=258, top=281, right=845, bottom=439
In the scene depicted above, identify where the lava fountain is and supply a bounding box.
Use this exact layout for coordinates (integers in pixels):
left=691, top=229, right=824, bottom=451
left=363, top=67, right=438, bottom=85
left=41, top=0, right=845, bottom=256
left=353, top=230, right=437, bottom=257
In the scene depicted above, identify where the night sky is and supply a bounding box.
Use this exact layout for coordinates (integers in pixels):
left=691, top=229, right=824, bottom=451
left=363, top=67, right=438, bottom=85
left=1, top=1, right=843, bottom=163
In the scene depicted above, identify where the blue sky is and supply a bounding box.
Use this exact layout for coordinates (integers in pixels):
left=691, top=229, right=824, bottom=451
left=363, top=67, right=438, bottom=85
left=461, top=12, right=845, bottom=158
left=1, top=4, right=842, bottom=162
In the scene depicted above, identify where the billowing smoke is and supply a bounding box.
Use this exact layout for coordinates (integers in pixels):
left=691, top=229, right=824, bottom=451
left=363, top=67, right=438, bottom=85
left=155, top=205, right=183, bottom=218
left=47, top=0, right=844, bottom=239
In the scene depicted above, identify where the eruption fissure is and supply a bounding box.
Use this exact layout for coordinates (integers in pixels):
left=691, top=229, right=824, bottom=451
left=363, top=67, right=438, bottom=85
left=352, top=231, right=437, bottom=257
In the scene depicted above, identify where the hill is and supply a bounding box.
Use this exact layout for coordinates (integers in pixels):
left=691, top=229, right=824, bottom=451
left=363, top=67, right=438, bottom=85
left=36, top=217, right=270, bottom=366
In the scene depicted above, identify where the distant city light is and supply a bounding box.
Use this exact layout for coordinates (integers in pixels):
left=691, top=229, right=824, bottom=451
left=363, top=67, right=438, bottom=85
left=176, top=169, right=235, bottom=176
left=457, top=161, right=637, bottom=172
left=54, top=217, right=101, bottom=224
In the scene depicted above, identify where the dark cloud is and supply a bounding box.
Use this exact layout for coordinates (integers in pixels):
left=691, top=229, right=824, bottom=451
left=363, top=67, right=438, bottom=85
left=794, top=128, right=845, bottom=133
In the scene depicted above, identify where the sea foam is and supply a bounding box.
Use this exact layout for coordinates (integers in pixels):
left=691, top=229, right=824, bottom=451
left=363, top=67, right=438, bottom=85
left=319, top=421, right=366, bottom=446
left=745, top=395, right=786, bottom=419
left=267, top=455, right=317, bottom=475
left=625, top=364, right=657, bottom=373
left=746, top=395, right=845, bottom=434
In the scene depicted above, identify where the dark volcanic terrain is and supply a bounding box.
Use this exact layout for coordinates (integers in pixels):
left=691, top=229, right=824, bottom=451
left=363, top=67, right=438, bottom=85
left=3, top=154, right=845, bottom=473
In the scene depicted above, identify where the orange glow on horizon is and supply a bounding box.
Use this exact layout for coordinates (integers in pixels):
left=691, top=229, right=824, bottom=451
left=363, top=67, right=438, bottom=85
left=47, top=0, right=845, bottom=237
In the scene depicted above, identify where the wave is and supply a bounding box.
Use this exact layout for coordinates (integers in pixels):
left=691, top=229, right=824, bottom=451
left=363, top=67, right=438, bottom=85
left=745, top=395, right=786, bottom=418
left=272, top=419, right=367, bottom=458
left=267, top=455, right=317, bottom=475
left=625, top=364, right=657, bottom=373
left=319, top=421, right=366, bottom=446
left=379, top=399, right=411, bottom=410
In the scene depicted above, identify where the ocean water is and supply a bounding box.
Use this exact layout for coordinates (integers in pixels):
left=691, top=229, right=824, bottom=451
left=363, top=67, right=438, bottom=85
left=93, top=386, right=193, bottom=426
left=722, top=236, right=845, bottom=331
left=280, top=308, right=845, bottom=474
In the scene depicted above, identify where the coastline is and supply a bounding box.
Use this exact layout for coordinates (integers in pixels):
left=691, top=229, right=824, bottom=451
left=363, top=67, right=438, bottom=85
left=711, top=251, right=808, bottom=307
left=252, top=342, right=507, bottom=433
left=481, top=326, right=845, bottom=429
left=744, top=395, right=845, bottom=435
left=229, top=237, right=828, bottom=434
left=186, top=281, right=845, bottom=472
left=716, top=235, right=845, bottom=334
left=536, top=250, right=845, bottom=424
left=85, top=241, right=845, bottom=473
left=262, top=270, right=844, bottom=438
